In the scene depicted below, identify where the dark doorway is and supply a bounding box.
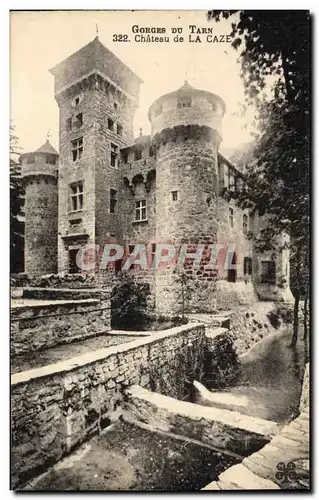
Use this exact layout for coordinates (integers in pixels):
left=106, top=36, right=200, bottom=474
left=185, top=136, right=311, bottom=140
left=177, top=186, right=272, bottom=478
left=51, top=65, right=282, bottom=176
left=244, top=256, right=253, bottom=276
left=227, top=251, right=237, bottom=282
left=68, top=248, right=80, bottom=274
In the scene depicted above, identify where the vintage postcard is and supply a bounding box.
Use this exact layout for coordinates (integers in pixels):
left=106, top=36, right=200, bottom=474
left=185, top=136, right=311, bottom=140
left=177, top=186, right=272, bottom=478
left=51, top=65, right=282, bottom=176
left=10, top=10, right=310, bottom=491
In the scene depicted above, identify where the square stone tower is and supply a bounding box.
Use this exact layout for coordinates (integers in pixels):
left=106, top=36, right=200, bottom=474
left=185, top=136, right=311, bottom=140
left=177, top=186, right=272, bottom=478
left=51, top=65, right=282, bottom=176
left=49, top=36, right=142, bottom=273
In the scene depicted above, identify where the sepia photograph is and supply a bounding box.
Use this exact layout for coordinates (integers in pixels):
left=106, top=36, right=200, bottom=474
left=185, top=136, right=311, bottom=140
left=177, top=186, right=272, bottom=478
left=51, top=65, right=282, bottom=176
left=10, top=9, right=310, bottom=492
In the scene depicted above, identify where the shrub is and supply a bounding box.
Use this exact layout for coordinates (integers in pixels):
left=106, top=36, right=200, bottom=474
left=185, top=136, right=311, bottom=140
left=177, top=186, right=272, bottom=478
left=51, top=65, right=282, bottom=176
left=111, top=272, right=150, bottom=329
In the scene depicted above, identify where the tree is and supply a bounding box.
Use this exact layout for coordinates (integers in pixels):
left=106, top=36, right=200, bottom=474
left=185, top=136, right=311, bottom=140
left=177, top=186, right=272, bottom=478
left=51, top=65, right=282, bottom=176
left=173, top=270, right=193, bottom=318
left=10, top=123, right=24, bottom=273
left=208, top=11, right=310, bottom=345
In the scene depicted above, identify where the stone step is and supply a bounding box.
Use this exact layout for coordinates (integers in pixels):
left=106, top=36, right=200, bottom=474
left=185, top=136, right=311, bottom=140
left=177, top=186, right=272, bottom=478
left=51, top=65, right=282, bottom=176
left=218, top=463, right=280, bottom=490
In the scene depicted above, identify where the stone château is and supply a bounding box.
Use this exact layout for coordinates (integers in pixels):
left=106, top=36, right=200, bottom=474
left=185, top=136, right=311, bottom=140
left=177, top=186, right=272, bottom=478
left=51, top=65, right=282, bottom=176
left=20, top=36, right=293, bottom=314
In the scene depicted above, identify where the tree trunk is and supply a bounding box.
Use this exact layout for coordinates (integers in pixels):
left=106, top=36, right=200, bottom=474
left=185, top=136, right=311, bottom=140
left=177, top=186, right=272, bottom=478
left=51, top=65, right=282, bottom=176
left=181, top=282, right=185, bottom=319
left=290, top=290, right=300, bottom=347
left=303, top=286, right=309, bottom=341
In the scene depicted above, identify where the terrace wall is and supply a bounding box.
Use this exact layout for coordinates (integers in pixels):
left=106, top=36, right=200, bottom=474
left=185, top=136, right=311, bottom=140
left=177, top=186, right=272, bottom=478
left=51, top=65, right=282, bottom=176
left=11, top=288, right=111, bottom=356
left=11, top=323, right=206, bottom=488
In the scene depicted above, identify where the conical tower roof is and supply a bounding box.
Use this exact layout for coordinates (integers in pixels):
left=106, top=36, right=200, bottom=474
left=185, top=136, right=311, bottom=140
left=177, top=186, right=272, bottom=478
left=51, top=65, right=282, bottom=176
left=35, top=140, right=58, bottom=156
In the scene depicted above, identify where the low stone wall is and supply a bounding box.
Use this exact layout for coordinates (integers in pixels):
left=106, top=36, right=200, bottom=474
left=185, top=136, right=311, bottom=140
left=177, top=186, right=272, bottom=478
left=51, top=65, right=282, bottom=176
left=299, top=363, right=309, bottom=413
left=11, top=322, right=206, bottom=488
left=228, top=302, right=282, bottom=355
left=203, top=327, right=240, bottom=388
left=22, top=287, right=105, bottom=301
left=11, top=289, right=111, bottom=356
left=124, top=385, right=278, bottom=457
left=11, top=273, right=97, bottom=290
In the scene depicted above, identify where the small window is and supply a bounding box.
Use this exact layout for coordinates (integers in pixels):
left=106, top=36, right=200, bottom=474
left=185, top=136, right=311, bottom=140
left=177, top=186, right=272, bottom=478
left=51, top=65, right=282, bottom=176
left=229, top=207, right=234, bottom=228
left=243, top=214, right=249, bottom=234
left=150, top=243, right=156, bottom=268
left=227, top=252, right=237, bottom=283
left=260, top=261, right=276, bottom=284
left=128, top=244, right=137, bottom=270
left=172, top=190, right=178, bottom=201
left=46, top=154, right=56, bottom=165
left=117, top=124, right=123, bottom=135
left=134, top=149, right=142, bottom=161
left=74, top=97, right=80, bottom=106
left=110, top=189, right=117, bottom=214
left=69, top=181, right=84, bottom=212
left=135, top=199, right=147, bottom=221
left=244, top=256, right=252, bottom=275
left=66, top=117, right=72, bottom=131
left=75, top=113, right=83, bottom=128
left=178, top=96, right=191, bottom=108
left=108, top=119, right=114, bottom=131
left=71, top=137, right=83, bottom=162
left=110, top=143, right=118, bottom=168
left=113, top=101, right=118, bottom=110
left=26, top=153, right=35, bottom=164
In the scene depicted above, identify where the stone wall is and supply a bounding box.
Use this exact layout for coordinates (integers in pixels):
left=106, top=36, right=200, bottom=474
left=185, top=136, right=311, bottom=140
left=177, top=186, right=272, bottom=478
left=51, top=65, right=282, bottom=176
left=299, top=362, right=309, bottom=413
left=11, top=273, right=97, bottom=290
left=11, top=323, right=206, bottom=488
left=124, top=385, right=278, bottom=457
left=11, top=289, right=111, bottom=356
left=154, top=126, right=219, bottom=315
left=228, top=302, right=282, bottom=355
left=215, top=281, right=257, bottom=310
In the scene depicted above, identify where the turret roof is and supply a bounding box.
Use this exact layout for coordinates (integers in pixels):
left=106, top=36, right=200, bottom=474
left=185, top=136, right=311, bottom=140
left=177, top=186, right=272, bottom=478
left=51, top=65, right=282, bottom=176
left=35, top=140, right=58, bottom=156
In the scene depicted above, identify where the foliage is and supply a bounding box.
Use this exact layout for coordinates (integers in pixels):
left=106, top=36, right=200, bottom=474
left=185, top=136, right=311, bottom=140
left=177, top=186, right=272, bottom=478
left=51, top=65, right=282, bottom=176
left=110, top=272, right=150, bottom=329
left=208, top=11, right=310, bottom=345
left=10, top=122, right=24, bottom=273
left=173, top=270, right=193, bottom=318
left=203, top=331, right=240, bottom=389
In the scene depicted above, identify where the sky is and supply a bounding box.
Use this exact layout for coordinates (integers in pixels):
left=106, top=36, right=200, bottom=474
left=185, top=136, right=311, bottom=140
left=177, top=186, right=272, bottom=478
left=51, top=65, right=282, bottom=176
left=10, top=10, right=255, bottom=156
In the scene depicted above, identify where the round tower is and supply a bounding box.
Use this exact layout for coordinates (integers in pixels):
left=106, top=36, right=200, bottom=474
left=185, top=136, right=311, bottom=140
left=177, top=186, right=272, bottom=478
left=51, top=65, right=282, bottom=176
left=148, top=82, right=225, bottom=315
left=20, top=139, right=58, bottom=276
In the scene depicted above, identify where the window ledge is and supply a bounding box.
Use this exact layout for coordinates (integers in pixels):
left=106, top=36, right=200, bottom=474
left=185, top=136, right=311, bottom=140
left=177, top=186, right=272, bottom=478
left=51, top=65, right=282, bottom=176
left=68, top=210, right=84, bottom=216
left=132, top=219, right=148, bottom=224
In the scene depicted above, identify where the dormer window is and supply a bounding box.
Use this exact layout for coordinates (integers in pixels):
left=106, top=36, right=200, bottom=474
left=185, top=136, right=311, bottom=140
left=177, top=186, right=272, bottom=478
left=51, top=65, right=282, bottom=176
left=46, top=154, right=56, bottom=165
left=134, top=149, right=142, bottom=161
left=178, top=96, right=191, bottom=108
